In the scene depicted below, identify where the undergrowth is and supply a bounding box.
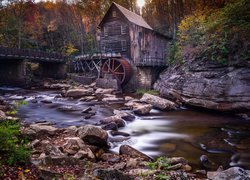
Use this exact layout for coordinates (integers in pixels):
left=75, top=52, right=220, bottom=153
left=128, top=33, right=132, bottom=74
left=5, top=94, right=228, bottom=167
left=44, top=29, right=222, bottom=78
left=0, top=120, right=30, bottom=166
left=171, top=0, right=250, bottom=64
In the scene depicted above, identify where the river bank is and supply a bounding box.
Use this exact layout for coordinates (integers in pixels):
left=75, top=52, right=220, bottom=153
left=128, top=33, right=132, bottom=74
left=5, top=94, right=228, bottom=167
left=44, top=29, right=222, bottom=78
left=0, top=80, right=250, bottom=179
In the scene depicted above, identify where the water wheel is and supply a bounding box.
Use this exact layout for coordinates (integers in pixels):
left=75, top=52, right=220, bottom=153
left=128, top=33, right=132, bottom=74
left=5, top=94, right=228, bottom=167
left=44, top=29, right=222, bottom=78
left=101, top=58, right=133, bottom=85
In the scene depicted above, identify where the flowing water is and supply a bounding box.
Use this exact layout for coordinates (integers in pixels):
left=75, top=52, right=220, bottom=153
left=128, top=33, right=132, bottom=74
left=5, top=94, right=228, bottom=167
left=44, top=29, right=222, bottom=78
left=1, top=87, right=250, bottom=170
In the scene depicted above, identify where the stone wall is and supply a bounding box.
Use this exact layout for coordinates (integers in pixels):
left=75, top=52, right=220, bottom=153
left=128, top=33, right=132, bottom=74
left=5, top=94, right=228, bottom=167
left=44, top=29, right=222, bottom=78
left=0, top=59, right=26, bottom=85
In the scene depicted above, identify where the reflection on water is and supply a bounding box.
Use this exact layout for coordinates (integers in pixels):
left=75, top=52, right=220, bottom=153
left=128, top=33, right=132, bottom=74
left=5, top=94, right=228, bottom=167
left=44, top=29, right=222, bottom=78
left=120, top=109, right=250, bottom=170
left=1, top=87, right=250, bottom=170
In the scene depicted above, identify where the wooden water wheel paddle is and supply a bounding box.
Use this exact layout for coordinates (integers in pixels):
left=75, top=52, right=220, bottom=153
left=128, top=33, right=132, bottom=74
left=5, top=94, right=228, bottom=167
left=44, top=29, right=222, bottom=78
left=101, top=58, right=133, bottom=85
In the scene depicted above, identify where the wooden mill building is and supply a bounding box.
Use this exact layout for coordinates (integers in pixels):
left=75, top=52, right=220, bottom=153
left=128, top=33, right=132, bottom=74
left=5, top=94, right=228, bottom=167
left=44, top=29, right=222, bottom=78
left=98, top=2, right=170, bottom=66
left=73, top=2, right=170, bottom=90
left=97, top=2, right=170, bottom=89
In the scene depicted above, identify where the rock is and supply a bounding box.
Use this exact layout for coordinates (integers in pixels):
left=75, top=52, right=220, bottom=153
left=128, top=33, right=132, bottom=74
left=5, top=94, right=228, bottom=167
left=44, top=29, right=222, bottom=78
left=95, top=88, right=115, bottom=95
left=23, top=124, right=58, bottom=136
left=41, top=99, right=52, bottom=104
left=65, top=88, right=93, bottom=98
left=45, top=144, right=65, bottom=158
left=133, top=104, right=152, bottom=115
left=81, top=107, right=92, bottom=113
left=128, top=169, right=156, bottom=176
left=102, top=122, right=118, bottom=131
left=93, top=169, right=132, bottom=180
left=63, top=137, right=86, bottom=155
left=79, top=96, right=96, bottom=102
left=100, top=116, right=126, bottom=128
left=168, top=157, right=188, bottom=165
left=207, top=167, right=250, bottom=180
left=168, top=163, right=183, bottom=170
left=200, top=155, right=217, bottom=170
left=140, top=93, right=177, bottom=110
left=154, top=59, right=250, bottom=112
left=114, top=162, right=126, bottom=170
left=49, top=83, right=71, bottom=89
left=181, top=164, right=192, bottom=171
left=125, top=96, right=134, bottom=101
left=77, top=125, right=108, bottom=147
left=126, top=158, right=139, bottom=168
left=109, top=136, right=130, bottom=143
left=0, top=110, right=6, bottom=119
left=100, top=153, right=121, bottom=163
left=39, top=168, right=64, bottom=179
left=102, top=96, right=124, bottom=103
left=110, top=131, right=130, bottom=137
left=113, top=110, right=135, bottom=121
left=31, top=139, right=40, bottom=149
left=73, top=149, right=95, bottom=161
left=64, top=126, right=77, bottom=136
left=119, top=145, right=152, bottom=161
left=31, top=99, right=38, bottom=103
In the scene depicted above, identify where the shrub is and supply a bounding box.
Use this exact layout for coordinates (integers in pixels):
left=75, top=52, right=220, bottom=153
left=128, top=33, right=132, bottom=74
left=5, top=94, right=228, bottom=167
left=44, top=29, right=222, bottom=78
left=0, top=120, right=30, bottom=165
left=173, top=0, right=249, bottom=64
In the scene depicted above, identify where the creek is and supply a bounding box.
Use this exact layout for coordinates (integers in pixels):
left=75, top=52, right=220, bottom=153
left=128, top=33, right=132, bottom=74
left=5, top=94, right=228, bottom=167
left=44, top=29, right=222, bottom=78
left=1, top=86, right=250, bottom=170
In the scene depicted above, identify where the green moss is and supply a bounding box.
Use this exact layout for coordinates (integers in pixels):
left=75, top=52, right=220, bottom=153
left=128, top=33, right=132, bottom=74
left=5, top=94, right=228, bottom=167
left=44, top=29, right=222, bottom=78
left=136, top=89, right=160, bottom=96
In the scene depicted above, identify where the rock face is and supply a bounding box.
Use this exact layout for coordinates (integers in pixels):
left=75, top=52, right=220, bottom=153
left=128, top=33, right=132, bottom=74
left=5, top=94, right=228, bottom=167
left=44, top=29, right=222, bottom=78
left=140, top=93, right=177, bottom=110
left=154, top=58, right=250, bottom=112
left=207, top=167, right=250, bottom=180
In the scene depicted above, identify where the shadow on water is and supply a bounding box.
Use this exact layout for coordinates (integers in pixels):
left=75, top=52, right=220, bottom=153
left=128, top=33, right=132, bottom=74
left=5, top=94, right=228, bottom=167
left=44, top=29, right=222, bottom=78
left=1, top=87, right=250, bottom=170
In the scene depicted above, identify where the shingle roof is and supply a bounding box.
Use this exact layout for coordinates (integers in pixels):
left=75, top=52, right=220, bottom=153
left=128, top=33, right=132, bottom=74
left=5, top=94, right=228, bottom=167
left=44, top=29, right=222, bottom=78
left=99, top=2, right=153, bottom=30
left=113, top=3, right=153, bottom=30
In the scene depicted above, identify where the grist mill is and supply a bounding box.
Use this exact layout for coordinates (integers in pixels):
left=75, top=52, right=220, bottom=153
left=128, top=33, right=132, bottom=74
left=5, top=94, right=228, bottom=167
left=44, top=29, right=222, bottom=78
left=71, top=2, right=171, bottom=91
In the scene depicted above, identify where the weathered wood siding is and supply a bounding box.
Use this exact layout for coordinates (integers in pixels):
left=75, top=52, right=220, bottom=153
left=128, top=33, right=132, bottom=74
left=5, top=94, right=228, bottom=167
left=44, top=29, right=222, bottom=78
left=129, top=25, right=169, bottom=65
left=99, top=6, right=131, bottom=59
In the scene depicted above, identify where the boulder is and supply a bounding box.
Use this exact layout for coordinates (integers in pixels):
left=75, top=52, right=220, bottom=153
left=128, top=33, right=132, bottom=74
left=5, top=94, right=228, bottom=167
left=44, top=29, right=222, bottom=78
left=133, top=104, right=152, bottom=115
left=49, top=83, right=71, bottom=90
left=73, top=149, right=95, bottom=161
left=100, top=153, right=121, bottom=163
left=81, top=107, right=92, bottom=113
left=23, top=124, right=58, bottom=136
left=102, top=122, right=118, bottom=131
left=125, top=100, right=152, bottom=115
left=65, top=88, right=93, bottom=98
left=102, top=95, right=124, bottom=103
left=77, top=125, right=108, bottom=147
left=207, top=167, right=250, bottom=180
left=113, top=110, right=135, bottom=121
left=45, top=144, right=65, bottom=158
left=40, top=99, right=52, bottom=104
left=119, top=145, right=152, bottom=161
left=100, top=116, right=126, bottom=127
left=63, top=137, right=86, bottom=155
left=95, top=88, right=115, bottom=95
left=140, top=93, right=177, bottom=110
left=110, top=131, right=130, bottom=137
left=79, top=96, right=96, bottom=102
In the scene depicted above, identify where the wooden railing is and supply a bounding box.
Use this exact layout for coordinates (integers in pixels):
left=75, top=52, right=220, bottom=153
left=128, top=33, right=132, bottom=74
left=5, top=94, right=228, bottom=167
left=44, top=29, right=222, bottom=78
left=0, top=47, right=66, bottom=62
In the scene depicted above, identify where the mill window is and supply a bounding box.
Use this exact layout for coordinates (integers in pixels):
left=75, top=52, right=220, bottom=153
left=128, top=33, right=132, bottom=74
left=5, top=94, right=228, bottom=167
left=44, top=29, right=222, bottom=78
left=121, top=25, right=127, bottom=35
left=121, top=40, right=127, bottom=51
left=112, top=10, right=117, bottom=17
left=104, top=26, right=108, bottom=36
